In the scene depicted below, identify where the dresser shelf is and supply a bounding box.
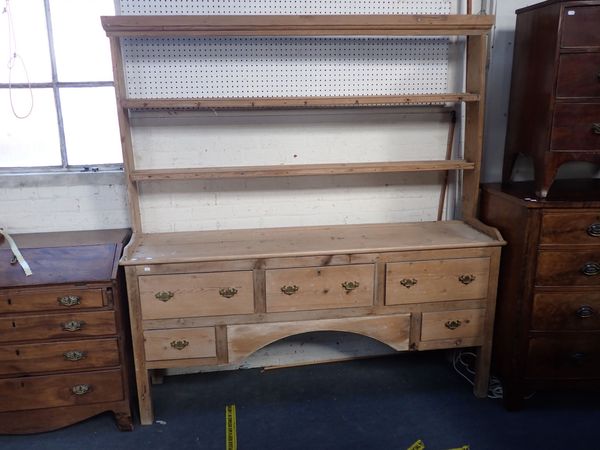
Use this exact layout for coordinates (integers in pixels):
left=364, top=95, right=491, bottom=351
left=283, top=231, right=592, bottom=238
left=103, top=12, right=503, bottom=426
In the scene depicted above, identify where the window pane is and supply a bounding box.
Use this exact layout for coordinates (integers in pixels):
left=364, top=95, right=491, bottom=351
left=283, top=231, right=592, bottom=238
left=50, top=0, right=115, bottom=82
left=61, top=87, right=122, bottom=165
left=0, top=89, right=61, bottom=167
left=0, top=0, right=52, bottom=83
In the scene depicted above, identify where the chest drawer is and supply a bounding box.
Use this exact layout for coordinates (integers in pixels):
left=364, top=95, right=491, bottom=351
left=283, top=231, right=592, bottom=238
left=0, top=311, right=116, bottom=343
left=144, top=327, right=216, bottom=361
left=0, top=288, right=105, bottom=314
left=420, top=309, right=485, bottom=342
left=0, top=338, right=120, bottom=376
left=540, top=211, right=600, bottom=245
left=532, top=292, right=600, bottom=331
left=265, top=264, right=374, bottom=313
left=139, top=271, right=254, bottom=319
left=556, top=53, right=600, bottom=99
left=385, top=257, right=489, bottom=305
left=0, top=369, right=124, bottom=412
left=536, top=250, right=600, bottom=286
left=526, top=335, right=600, bottom=379
left=561, top=6, right=600, bottom=48
left=551, top=103, right=600, bottom=151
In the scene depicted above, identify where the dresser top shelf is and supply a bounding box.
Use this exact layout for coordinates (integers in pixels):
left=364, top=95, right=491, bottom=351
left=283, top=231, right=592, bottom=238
left=101, top=14, right=495, bottom=37
left=122, top=221, right=501, bottom=265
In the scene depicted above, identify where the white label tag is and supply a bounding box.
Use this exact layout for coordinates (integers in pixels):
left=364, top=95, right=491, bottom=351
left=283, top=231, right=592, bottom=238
left=567, top=10, right=576, bottom=16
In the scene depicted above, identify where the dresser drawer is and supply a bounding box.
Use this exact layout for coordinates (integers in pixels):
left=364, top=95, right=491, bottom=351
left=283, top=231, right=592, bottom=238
left=139, top=271, right=254, bottom=319
left=540, top=211, right=600, bottom=245
left=265, top=264, right=374, bottom=313
left=536, top=250, right=600, bottom=286
left=0, top=369, right=124, bottom=412
left=0, top=338, right=120, bottom=376
left=144, top=327, right=216, bottom=361
left=0, top=311, right=116, bottom=343
left=556, top=53, right=600, bottom=99
left=561, top=6, right=600, bottom=48
left=526, top=335, right=600, bottom=379
left=385, top=257, right=489, bottom=305
left=531, top=292, right=600, bottom=331
left=420, top=309, right=485, bottom=342
left=0, top=288, right=105, bottom=314
left=551, top=103, right=600, bottom=151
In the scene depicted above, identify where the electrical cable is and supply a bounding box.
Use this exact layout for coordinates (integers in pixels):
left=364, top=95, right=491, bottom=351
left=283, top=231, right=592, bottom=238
left=3, top=0, right=34, bottom=119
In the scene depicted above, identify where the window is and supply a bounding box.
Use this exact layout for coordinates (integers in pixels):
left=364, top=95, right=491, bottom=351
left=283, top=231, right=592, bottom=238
left=0, top=0, right=122, bottom=171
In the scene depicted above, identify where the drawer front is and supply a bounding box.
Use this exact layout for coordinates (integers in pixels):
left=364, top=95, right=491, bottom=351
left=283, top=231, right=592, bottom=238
left=0, top=311, right=116, bottom=343
left=531, top=292, right=600, bottom=331
left=526, top=335, right=600, bottom=379
left=144, top=327, right=216, bottom=361
left=420, top=309, right=485, bottom=342
left=551, top=103, right=600, bottom=151
left=139, top=271, right=254, bottom=319
left=540, top=211, right=600, bottom=245
left=561, top=6, right=600, bottom=48
left=265, top=264, right=374, bottom=313
left=556, top=53, right=600, bottom=98
left=536, top=250, right=600, bottom=286
left=0, top=369, right=123, bottom=412
left=385, top=258, right=489, bottom=305
left=0, top=289, right=105, bottom=314
left=0, top=338, right=120, bottom=376
left=227, top=314, right=411, bottom=363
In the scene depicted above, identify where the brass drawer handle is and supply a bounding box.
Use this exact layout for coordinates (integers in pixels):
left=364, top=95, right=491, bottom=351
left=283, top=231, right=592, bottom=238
left=170, top=339, right=189, bottom=351
left=445, top=320, right=462, bottom=330
left=581, top=262, right=600, bottom=276
left=219, top=287, right=238, bottom=298
left=57, top=295, right=81, bottom=307
left=400, top=278, right=418, bottom=288
left=587, top=223, right=600, bottom=237
left=155, top=291, right=174, bottom=302
left=64, top=350, right=87, bottom=361
left=593, top=123, right=600, bottom=135
left=62, top=320, right=85, bottom=332
left=281, top=285, right=299, bottom=295
left=458, top=274, right=476, bottom=285
left=71, top=384, right=91, bottom=395
left=576, top=305, right=595, bottom=319
left=341, top=281, right=360, bottom=292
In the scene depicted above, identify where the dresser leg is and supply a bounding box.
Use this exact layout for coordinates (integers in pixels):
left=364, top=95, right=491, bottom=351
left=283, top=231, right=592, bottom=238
left=473, top=344, right=492, bottom=398
left=534, top=158, right=559, bottom=198
left=114, top=411, right=134, bottom=431
left=137, top=370, right=155, bottom=425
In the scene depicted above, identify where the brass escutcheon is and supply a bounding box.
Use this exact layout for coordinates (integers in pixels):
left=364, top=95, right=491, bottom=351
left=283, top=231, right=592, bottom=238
left=170, top=339, right=189, bottom=351
left=445, top=320, right=462, bottom=330
left=64, top=350, right=87, bottom=361
left=341, top=281, right=360, bottom=292
left=582, top=262, right=600, bottom=276
left=281, top=285, right=299, bottom=295
left=71, top=384, right=91, bottom=395
left=587, top=223, right=600, bottom=237
left=58, top=295, right=81, bottom=307
left=458, top=274, right=476, bottom=285
left=155, top=291, right=175, bottom=302
left=62, top=320, right=85, bottom=332
left=400, top=278, right=418, bottom=289
left=219, top=287, right=238, bottom=298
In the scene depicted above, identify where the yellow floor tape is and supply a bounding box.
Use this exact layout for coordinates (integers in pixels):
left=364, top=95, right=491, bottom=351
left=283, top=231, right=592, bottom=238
left=408, top=440, right=469, bottom=450
left=225, top=404, right=237, bottom=450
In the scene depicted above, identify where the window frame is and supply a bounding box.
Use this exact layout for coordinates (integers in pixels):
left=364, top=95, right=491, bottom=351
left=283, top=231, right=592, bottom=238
left=0, top=0, right=123, bottom=174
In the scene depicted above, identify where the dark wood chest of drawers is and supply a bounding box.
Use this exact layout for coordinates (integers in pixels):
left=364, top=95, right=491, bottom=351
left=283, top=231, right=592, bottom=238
left=0, top=229, right=133, bottom=433
left=480, top=181, right=600, bottom=409
left=502, top=0, right=600, bottom=197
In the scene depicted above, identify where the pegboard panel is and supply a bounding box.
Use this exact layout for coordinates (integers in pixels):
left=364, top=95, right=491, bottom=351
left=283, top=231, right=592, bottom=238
left=119, top=0, right=454, bottom=99
left=120, top=1, right=453, bottom=15
left=123, top=37, right=449, bottom=99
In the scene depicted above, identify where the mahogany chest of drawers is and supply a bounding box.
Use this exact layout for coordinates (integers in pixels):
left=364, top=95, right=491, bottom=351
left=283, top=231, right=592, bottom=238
left=480, top=181, right=600, bottom=409
left=502, top=0, right=600, bottom=197
left=0, top=229, right=133, bottom=433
